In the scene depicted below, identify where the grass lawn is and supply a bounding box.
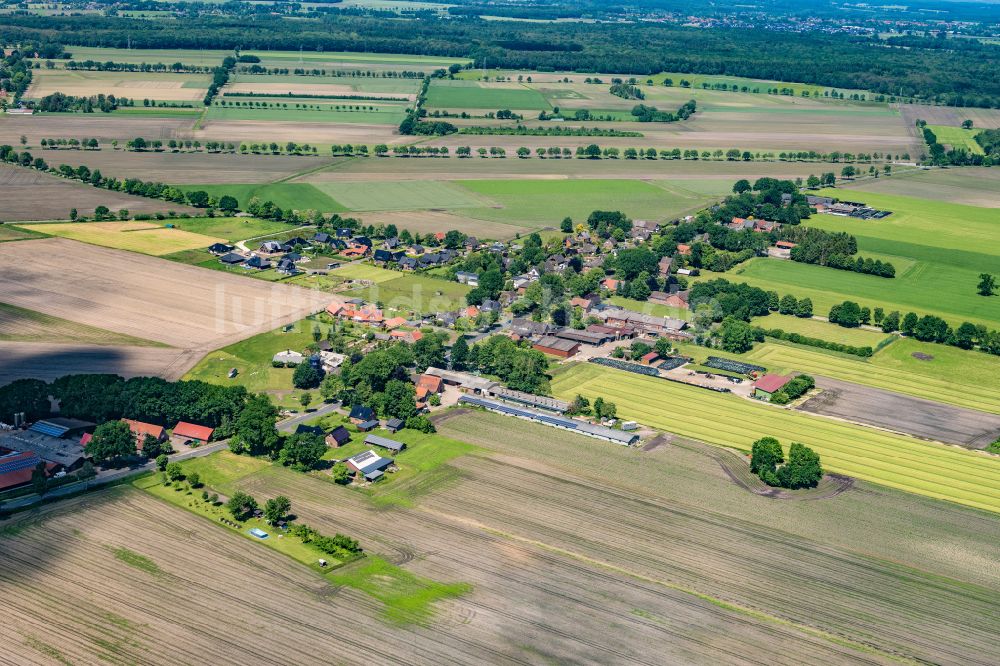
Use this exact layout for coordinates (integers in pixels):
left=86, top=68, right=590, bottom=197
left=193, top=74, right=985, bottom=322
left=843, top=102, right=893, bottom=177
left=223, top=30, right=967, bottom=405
left=752, top=313, right=891, bottom=347
left=183, top=318, right=327, bottom=406
left=20, top=221, right=225, bottom=256
left=607, top=296, right=688, bottom=320
left=927, top=125, right=984, bottom=154
left=458, top=179, right=712, bottom=226
left=205, top=106, right=407, bottom=125
left=737, top=339, right=1000, bottom=414
left=425, top=79, right=551, bottom=110
left=329, top=262, right=402, bottom=284
left=313, top=180, right=490, bottom=212
left=551, top=362, right=1000, bottom=513
left=177, top=184, right=346, bottom=213
left=167, top=216, right=298, bottom=241
left=0, top=302, right=165, bottom=347
left=340, top=271, right=471, bottom=315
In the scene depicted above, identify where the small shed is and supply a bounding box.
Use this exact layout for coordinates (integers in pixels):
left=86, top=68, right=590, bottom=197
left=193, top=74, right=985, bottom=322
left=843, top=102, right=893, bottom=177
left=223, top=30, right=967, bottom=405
left=172, top=421, right=214, bottom=445
left=752, top=375, right=792, bottom=401
left=364, top=434, right=405, bottom=453
left=384, top=418, right=405, bottom=433
left=356, top=419, right=379, bottom=432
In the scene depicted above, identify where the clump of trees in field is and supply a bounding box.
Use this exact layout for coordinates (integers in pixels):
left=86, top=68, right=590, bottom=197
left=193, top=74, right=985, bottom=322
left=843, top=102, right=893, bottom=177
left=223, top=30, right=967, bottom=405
left=781, top=227, right=895, bottom=278
left=750, top=437, right=823, bottom=489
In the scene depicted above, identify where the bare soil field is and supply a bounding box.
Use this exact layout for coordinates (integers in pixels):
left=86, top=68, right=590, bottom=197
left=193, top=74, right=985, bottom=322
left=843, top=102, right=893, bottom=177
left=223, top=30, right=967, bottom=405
left=0, top=238, right=327, bottom=349
left=45, top=151, right=335, bottom=185
left=898, top=104, right=1000, bottom=130
left=353, top=210, right=528, bottom=239
left=430, top=412, right=1000, bottom=665
left=0, top=489, right=882, bottom=666
left=0, top=341, right=196, bottom=384
left=841, top=167, right=1000, bottom=208
left=192, top=119, right=403, bottom=145
left=0, top=114, right=194, bottom=144
left=799, top=376, right=1000, bottom=448
left=0, top=164, right=195, bottom=221
left=26, top=69, right=210, bottom=102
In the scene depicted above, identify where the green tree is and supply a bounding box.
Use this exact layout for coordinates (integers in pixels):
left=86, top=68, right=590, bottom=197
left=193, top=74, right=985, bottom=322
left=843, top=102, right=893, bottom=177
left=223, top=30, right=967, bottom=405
left=165, top=461, right=184, bottom=481
left=31, top=461, right=47, bottom=495
left=331, top=462, right=352, bottom=484
left=451, top=336, right=470, bottom=370
left=85, top=420, right=137, bottom=464
left=141, top=434, right=163, bottom=459
left=292, top=362, right=322, bottom=389
left=719, top=317, right=755, bottom=353
left=299, top=392, right=312, bottom=409
left=278, top=432, right=326, bottom=471
left=263, top=495, right=291, bottom=523
left=750, top=436, right=783, bottom=482
left=881, top=310, right=901, bottom=333
left=560, top=217, right=573, bottom=233
left=776, top=443, right=823, bottom=489
left=218, top=195, right=239, bottom=213
left=226, top=491, right=258, bottom=521
left=187, top=472, right=201, bottom=488
left=155, top=454, right=169, bottom=471
left=978, top=273, right=996, bottom=297
left=229, top=395, right=279, bottom=456
left=778, top=294, right=797, bottom=315
left=732, top=179, right=751, bottom=194
left=319, top=374, right=344, bottom=403
left=901, top=312, right=919, bottom=335
left=793, top=298, right=813, bottom=318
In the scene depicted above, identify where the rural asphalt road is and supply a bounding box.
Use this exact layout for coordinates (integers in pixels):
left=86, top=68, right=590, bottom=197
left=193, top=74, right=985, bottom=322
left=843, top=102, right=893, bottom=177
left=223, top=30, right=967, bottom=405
left=277, top=401, right=342, bottom=433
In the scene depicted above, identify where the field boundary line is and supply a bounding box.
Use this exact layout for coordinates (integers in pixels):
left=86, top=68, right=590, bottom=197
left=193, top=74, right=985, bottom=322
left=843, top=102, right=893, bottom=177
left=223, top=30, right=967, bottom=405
left=274, top=157, right=349, bottom=184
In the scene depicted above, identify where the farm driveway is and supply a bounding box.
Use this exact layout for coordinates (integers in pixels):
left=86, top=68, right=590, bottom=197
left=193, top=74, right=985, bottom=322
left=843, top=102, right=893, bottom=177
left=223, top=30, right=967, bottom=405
left=798, top=376, right=1000, bottom=448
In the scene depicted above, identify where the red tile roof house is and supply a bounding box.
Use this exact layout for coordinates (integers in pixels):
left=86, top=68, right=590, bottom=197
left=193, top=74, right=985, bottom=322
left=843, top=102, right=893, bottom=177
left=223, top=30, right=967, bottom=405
left=0, top=448, right=46, bottom=492
left=752, top=375, right=792, bottom=401
left=676, top=243, right=691, bottom=255
left=122, top=419, right=167, bottom=452
left=416, top=374, right=444, bottom=395
left=172, top=422, right=215, bottom=446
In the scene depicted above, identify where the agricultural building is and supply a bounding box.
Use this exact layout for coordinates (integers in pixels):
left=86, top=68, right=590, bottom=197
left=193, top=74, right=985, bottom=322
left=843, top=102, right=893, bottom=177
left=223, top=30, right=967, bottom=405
left=532, top=336, right=580, bottom=358
left=122, top=419, right=167, bottom=450
left=345, top=450, right=394, bottom=481
left=458, top=396, right=638, bottom=446
left=172, top=422, right=214, bottom=446
left=364, top=434, right=405, bottom=453
left=752, top=375, right=792, bottom=401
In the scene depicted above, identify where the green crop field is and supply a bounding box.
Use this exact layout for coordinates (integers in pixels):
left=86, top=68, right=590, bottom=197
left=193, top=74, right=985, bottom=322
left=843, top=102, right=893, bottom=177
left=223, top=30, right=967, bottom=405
left=314, top=180, right=490, bottom=212
left=60, top=45, right=231, bottom=67
left=927, top=125, right=985, bottom=154
left=328, top=263, right=402, bottom=284
left=241, top=49, right=468, bottom=67
left=752, top=313, right=892, bottom=347
left=458, top=179, right=714, bottom=226
left=551, top=363, right=1000, bottom=513
left=333, top=271, right=471, bottom=315
left=229, top=74, right=421, bottom=95
left=425, top=80, right=551, bottom=110
left=177, top=183, right=345, bottom=213
left=727, top=339, right=1000, bottom=414
left=205, top=106, right=408, bottom=125
left=167, top=216, right=298, bottom=241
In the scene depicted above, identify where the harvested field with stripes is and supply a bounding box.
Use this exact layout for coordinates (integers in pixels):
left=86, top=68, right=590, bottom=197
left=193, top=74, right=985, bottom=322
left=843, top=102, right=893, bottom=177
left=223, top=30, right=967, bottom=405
left=551, top=363, right=1000, bottom=513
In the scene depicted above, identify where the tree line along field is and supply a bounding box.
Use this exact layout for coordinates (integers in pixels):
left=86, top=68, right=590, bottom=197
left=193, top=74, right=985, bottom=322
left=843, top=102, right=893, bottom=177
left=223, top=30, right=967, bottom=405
left=551, top=362, right=1000, bottom=513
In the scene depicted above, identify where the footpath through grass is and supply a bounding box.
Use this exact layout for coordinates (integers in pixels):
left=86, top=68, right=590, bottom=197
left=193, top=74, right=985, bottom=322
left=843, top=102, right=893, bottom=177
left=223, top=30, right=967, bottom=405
left=551, top=362, right=1000, bottom=513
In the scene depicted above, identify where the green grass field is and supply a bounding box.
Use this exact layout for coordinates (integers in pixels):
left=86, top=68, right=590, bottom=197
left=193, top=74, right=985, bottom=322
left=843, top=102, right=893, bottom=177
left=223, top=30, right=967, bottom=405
left=61, top=45, right=231, bottom=67
left=177, top=184, right=345, bottom=213
left=425, top=80, right=551, bottom=110
left=328, top=263, right=403, bottom=283
left=737, top=189, right=1000, bottom=329
left=752, top=313, right=891, bottom=347
left=713, top=339, right=1000, bottom=414
left=551, top=363, right=1000, bottom=513
left=206, top=105, right=408, bottom=125
left=167, top=216, right=298, bottom=241
left=229, top=74, right=421, bottom=95
left=927, top=125, right=985, bottom=154
left=458, top=179, right=713, bottom=226
left=313, top=181, right=490, bottom=212
left=183, top=319, right=325, bottom=406
left=607, top=296, right=688, bottom=320
left=325, top=268, right=471, bottom=315
left=0, top=225, right=48, bottom=242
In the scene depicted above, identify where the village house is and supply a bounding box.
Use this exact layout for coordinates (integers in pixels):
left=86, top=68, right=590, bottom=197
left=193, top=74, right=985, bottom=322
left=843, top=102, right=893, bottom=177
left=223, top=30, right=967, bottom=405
left=326, top=426, right=351, bottom=447
left=345, top=450, right=394, bottom=482
left=532, top=336, right=580, bottom=359
left=122, top=419, right=166, bottom=452
left=649, top=290, right=690, bottom=309
left=172, top=422, right=214, bottom=447
left=596, top=308, right=688, bottom=339
left=658, top=256, right=673, bottom=278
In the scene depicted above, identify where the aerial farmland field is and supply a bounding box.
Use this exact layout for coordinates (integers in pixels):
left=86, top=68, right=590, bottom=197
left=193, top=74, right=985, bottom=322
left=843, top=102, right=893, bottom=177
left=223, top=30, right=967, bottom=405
left=21, top=221, right=228, bottom=256
left=551, top=362, right=1000, bottom=513
left=25, top=68, right=211, bottom=102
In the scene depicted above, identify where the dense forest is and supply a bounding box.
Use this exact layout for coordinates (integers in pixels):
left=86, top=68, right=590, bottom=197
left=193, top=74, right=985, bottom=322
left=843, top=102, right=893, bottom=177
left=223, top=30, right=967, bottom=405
left=1, top=13, right=998, bottom=107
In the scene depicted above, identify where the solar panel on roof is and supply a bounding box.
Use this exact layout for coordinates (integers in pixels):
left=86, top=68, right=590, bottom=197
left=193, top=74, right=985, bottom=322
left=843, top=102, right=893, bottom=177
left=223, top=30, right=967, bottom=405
left=29, top=422, right=69, bottom=438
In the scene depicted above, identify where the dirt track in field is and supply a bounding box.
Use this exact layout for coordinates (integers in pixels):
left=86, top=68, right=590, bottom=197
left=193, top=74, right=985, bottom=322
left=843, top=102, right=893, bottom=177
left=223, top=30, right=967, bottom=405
left=0, top=164, right=196, bottom=221
left=799, top=376, right=1000, bottom=448
left=0, top=238, right=329, bottom=381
